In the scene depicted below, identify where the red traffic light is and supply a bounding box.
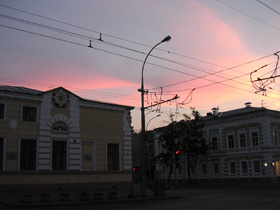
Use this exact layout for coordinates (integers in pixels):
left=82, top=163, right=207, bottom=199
left=176, top=150, right=180, bottom=155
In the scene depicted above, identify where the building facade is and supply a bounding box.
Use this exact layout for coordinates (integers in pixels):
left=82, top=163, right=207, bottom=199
left=0, top=86, right=133, bottom=190
left=155, top=103, right=280, bottom=183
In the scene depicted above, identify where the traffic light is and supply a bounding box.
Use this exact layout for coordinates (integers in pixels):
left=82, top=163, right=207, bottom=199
left=175, top=150, right=181, bottom=162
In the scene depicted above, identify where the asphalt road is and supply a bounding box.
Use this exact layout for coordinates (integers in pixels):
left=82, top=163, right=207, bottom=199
left=1, top=183, right=280, bottom=210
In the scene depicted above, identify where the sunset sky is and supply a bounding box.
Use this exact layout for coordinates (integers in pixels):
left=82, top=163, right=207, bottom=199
left=1, top=0, right=280, bottom=131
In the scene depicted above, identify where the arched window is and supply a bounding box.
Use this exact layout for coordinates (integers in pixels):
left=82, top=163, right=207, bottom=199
left=52, top=121, right=68, bottom=131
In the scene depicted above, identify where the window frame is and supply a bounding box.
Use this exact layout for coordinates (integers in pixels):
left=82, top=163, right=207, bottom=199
left=211, top=135, right=218, bottom=151
left=226, top=132, right=235, bottom=149
left=229, top=162, right=236, bottom=175
left=250, top=129, right=259, bottom=147
left=52, top=140, right=67, bottom=171
left=81, top=142, right=96, bottom=170
left=253, top=160, right=261, bottom=175
left=19, top=139, right=37, bottom=171
left=213, top=162, right=220, bottom=175
left=238, top=130, right=247, bottom=148
left=241, top=161, right=248, bottom=175
left=21, top=105, right=38, bottom=123
left=0, top=103, right=6, bottom=120
left=272, top=127, right=279, bottom=146
left=0, top=137, right=5, bottom=171
left=107, top=143, right=120, bottom=171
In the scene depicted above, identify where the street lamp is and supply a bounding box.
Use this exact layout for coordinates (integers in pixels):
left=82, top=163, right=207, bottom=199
left=139, top=35, right=171, bottom=197
left=146, top=114, right=161, bottom=131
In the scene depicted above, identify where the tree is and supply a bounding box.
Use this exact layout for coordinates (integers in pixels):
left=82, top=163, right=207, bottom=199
left=177, top=108, right=208, bottom=183
left=155, top=115, right=181, bottom=184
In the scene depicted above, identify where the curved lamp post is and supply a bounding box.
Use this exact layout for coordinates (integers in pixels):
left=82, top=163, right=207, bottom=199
left=139, top=35, right=171, bottom=197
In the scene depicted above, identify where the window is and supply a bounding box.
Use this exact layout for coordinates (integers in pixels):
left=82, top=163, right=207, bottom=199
left=0, top=138, right=3, bottom=170
left=239, top=132, right=247, bottom=148
left=241, top=161, right=248, bottom=174
left=202, top=164, right=207, bottom=175
left=253, top=160, right=261, bottom=173
left=272, top=129, right=278, bottom=145
left=107, top=143, right=119, bottom=170
left=251, top=130, right=259, bottom=147
left=22, top=106, right=37, bottom=122
left=211, top=136, right=218, bottom=150
left=0, top=104, right=5, bottom=120
left=227, top=134, right=235, bottom=149
left=20, top=139, right=36, bottom=170
left=229, top=162, right=236, bottom=174
left=213, top=163, right=219, bottom=175
left=82, top=143, right=93, bottom=169
left=52, top=141, right=67, bottom=171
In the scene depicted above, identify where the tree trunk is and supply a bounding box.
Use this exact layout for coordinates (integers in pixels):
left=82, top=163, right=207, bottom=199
left=187, top=153, right=192, bottom=183
left=168, top=160, right=173, bottom=184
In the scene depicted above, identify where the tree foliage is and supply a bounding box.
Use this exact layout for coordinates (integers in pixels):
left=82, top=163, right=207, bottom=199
left=155, top=109, right=208, bottom=183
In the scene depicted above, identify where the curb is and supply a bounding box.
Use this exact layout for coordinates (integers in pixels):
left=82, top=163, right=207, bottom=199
left=0, top=195, right=182, bottom=208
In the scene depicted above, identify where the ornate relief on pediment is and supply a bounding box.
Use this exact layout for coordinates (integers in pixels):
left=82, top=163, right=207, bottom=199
left=52, top=89, right=69, bottom=108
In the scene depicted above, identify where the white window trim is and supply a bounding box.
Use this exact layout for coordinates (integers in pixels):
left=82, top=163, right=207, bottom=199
left=238, top=129, right=247, bottom=148
left=213, top=162, right=220, bottom=176
left=240, top=160, right=248, bottom=176
left=51, top=139, right=68, bottom=171
left=272, top=127, right=279, bottom=146
left=250, top=128, right=260, bottom=147
left=226, top=131, right=235, bottom=150
left=229, top=161, right=236, bottom=175
left=210, top=132, right=218, bottom=150
left=0, top=103, right=6, bottom=121
left=0, top=136, right=5, bottom=171
left=21, top=104, right=38, bottom=123
left=81, top=141, right=96, bottom=171
left=18, top=137, right=38, bottom=171
left=106, top=142, right=121, bottom=171
left=252, top=160, right=261, bottom=176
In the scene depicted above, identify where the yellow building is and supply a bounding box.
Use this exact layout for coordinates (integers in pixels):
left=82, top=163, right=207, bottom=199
left=0, top=86, right=134, bottom=191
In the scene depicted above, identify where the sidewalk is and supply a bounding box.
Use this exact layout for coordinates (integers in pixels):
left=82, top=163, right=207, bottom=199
left=0, top=186, right=184, bottom=208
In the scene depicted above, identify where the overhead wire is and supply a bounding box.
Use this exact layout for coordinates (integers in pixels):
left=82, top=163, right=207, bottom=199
left=2, top=3, right=280, bottom=108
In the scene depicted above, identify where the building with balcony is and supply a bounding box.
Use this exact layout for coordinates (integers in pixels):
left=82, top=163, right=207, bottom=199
left=0, top=86, right=133, bottom=191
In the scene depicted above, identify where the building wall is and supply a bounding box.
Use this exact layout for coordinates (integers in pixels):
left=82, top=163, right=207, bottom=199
left=0, top=87, right=133, bottom=189
left=154, top=109, right=280, bottom=182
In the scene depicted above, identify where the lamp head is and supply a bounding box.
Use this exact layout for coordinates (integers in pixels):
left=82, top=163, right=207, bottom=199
left=162, top=35, right=171, bottom=43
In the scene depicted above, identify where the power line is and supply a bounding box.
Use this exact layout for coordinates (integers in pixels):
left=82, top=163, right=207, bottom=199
left=0, top=3, right=249, bottom=71
left=2, top=4, right=278, bottom=95
left=257, top=0, right=280, bottom=16
left=215, top=0, right=280, bottom=32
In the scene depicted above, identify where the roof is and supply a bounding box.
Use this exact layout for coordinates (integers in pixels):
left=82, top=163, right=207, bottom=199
left=0, top=85, right=134, bottom=110
left=203, top=106, right=275, bottom=121
left=0, top=86, right=43, bottom=95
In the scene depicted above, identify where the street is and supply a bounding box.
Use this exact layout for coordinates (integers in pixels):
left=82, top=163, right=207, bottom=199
left=1, top=183, right=280, bottom=210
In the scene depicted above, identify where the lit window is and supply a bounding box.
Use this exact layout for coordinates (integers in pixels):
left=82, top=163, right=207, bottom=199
left=22, top=106, right=37, bottom=122
left=107, top=143, right=119, bottom=170
left=20, top=139, right=36, bottom=171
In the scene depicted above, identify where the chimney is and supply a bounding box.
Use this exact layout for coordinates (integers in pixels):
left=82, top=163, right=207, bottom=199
left=212, top=107, right=219, bottom=115
left=245, top=102, right=252, bottom=108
